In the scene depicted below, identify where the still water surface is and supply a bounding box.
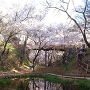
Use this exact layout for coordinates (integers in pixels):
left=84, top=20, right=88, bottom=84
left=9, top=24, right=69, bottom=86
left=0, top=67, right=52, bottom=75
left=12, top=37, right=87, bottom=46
left=0, top=77, right=84, bottom=90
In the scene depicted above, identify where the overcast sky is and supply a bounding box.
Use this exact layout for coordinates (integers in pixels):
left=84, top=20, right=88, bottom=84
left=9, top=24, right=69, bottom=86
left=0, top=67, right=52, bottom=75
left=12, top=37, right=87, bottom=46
left=0, top=0, right=84, bottom=26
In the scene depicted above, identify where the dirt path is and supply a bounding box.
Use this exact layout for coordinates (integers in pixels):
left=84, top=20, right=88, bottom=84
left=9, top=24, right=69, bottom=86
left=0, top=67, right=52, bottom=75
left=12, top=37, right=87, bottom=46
left=0, top=64, right=90, bottom=78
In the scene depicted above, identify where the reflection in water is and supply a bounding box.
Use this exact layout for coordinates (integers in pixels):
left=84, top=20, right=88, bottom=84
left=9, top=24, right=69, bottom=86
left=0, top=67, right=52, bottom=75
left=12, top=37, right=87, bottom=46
left=28, top=78, right=69, bottom=90
left=0, top=78, right=78, bottom=90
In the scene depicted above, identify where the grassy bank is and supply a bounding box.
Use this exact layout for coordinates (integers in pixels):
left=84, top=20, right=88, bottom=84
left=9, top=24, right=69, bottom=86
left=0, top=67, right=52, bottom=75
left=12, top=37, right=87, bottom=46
left=0, top=74, right=90, bottom=90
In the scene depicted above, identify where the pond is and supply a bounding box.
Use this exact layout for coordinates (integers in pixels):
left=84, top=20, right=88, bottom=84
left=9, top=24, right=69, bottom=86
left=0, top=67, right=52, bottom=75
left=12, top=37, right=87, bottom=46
left=0, top=78, right=75, bottom=90
left=0, top=74, right=90, bottom=90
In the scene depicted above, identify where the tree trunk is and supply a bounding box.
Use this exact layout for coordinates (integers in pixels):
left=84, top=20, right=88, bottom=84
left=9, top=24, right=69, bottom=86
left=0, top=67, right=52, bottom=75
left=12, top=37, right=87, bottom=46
left=45, top=50, right=47, bottom=66
left=22, top=36, right=28, bottom=60
left=20, top=36, right=28, bottom=66
left=32, top=49, right=40, bottom=71
left=1, top=41, right=8, bottom=56
left=83, top=33, right=90, bottom=48
left=0, top=36, right=10, bottom=61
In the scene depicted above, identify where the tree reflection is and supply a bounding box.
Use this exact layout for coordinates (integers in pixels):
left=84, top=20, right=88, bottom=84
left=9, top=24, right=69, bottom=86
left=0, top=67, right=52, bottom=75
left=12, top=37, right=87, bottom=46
left=0, top=77, right=77, bottom=90
left=16, top=79, right=29, bottom=90
left=28, top=78, right=63, bottom=90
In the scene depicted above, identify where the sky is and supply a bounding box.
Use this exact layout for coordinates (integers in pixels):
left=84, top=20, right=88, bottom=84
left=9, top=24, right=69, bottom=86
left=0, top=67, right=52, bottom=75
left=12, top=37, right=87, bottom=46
left=0, top=0, right=84, bottom=26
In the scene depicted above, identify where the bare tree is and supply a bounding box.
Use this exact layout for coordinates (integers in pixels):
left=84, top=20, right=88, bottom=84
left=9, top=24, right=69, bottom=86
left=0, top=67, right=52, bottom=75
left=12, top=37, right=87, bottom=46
left=19, top=33, right=29, bottom=65
left=0, top=20, right=21, bottom=60
left=10, top=3, right=48, bottom=66
left=13, top=4, right=36, bottom=22
left=46, top=0, right=90, bottom=48
left=0, top=4, right=35, bottom=60
left=27, top=25, right=51, bottom=70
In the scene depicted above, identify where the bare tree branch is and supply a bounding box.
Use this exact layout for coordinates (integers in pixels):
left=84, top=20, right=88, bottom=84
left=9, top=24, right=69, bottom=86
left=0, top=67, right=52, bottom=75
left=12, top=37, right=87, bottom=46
left=46, top=0, right=90, bottom=48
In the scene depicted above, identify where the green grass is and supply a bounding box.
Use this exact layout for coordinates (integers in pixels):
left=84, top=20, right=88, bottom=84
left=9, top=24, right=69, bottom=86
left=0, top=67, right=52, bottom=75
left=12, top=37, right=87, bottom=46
left=76, top=79, right=90, bottom=90
left=24, top=59, right=30, bottom=66
left=0, top=74, right=90, bottom=90
left=7, top=43, right=19, bottom=56
left=0, top=79, right=11, bottom=86
left=62, top=54, right=77, bottom=72
left=0, top=42, right=19, bottom=56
